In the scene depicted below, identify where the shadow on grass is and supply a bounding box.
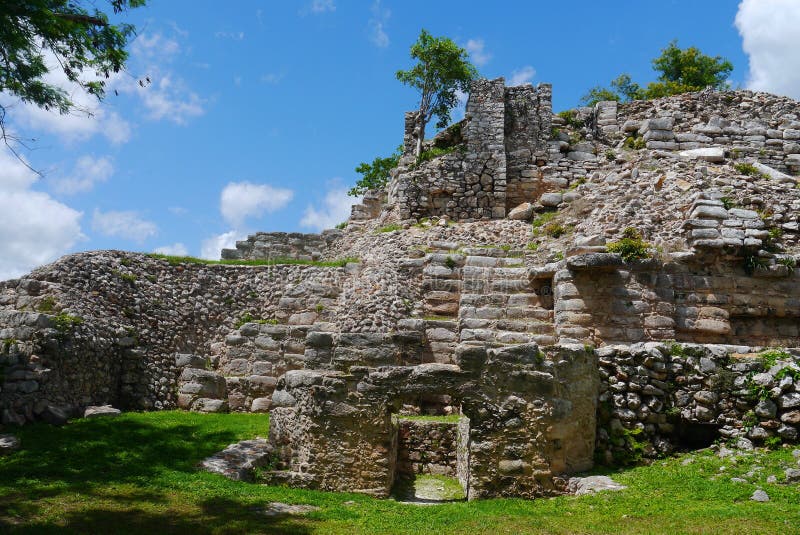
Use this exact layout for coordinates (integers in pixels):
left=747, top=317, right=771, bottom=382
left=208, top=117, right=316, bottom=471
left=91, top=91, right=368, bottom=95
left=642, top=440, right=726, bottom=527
left=0, top=497, right=312, bottom=534
left=0, top=415, right=313, bottom=533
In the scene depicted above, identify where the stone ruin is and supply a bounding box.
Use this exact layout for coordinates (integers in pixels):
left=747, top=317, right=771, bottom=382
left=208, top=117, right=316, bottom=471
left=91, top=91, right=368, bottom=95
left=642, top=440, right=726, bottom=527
left=2, top=78, right=800, bottom=500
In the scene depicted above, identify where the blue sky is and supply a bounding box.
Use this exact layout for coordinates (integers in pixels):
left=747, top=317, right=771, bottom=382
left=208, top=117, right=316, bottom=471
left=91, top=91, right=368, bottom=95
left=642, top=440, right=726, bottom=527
left=2, top=0, right=799, bottom=278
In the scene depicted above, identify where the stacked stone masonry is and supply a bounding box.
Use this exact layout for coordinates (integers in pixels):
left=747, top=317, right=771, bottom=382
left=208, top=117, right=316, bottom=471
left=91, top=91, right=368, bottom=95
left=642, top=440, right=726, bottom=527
left=3, top=81, right=800, bottom=501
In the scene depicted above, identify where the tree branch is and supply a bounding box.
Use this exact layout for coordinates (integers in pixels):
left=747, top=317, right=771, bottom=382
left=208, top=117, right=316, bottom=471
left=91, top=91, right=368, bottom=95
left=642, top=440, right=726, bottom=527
left=54, top=13, right=108, bottom=26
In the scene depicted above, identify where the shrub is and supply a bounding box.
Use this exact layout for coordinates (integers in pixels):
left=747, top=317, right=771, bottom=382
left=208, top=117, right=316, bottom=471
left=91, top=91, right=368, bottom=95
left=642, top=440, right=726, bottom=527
left=544, top=222, right=568, bottom=238
left=531, top=211, right=557, bottom=230
left=37, top=296, right=56, bottom=313
left=411, top=145, right=462, bottom=169
left=52, top=313, right=83, bottom=335
left=623, top=136, right=646, bottom=150
left=605, top=149, right=616, bottom=161
left=777, top=256, right=796, bottom=272
left=557, top=110, right=584, bottom=129
left=733, top=163, right=763, bottom=177
left=743, top=254, right=769, bottom=276
left=377, top=224, right=403, bottom=233
left=606, top=227, right=651, bottom=262
left=444, top=256, right=457, bottom=270
left=335, top=222, right=348, bottom=230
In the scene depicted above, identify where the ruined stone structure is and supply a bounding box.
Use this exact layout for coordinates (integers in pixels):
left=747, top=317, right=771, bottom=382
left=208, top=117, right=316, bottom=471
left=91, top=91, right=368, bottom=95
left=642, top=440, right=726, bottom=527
left=2, top=79, right=800, bottom=500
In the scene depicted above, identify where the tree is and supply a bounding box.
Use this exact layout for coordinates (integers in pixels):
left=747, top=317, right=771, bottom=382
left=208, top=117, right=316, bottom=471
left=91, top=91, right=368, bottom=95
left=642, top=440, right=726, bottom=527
left=0, top=0, right=145, bottom=157
left=581, top=74, right=645, bottom=106
left=396, top=29, right=478, bottom=156
left=644, top=40, right=733, bottom=98
left=579, top=41, right=732, bottom=106
left=348, top=145, right=402, bottom=197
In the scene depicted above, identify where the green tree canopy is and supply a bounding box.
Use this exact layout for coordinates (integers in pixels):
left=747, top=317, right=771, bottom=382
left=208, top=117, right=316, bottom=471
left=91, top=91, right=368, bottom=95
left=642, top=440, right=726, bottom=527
left=396, top=29, right=478, bottom=156
left=579, top=41, right=732, bottom=106
left=0, top=0, right=145, bottom=148
left=348, top=145, right=402, bottom=197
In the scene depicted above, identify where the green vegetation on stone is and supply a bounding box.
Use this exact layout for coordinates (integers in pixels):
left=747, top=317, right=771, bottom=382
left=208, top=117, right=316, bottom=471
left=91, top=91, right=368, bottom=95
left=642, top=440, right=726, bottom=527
left=606, top=227, right=652, bottom=262
left=376, top=224, right=403, bottom=233
left=348, top=145, right=403, bottom=197
left=396, top=29, right=478, bottom=156
left=734, top=162, right=765, bottom=177
left=581, top=41, right=733, bottom=106
left=147, top=254, right=358, bottom=268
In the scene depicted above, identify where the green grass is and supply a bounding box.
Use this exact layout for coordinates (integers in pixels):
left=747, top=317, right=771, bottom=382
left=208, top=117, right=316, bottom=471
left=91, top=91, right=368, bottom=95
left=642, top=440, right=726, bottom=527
left=1, top=411, right=799, bottom=534
left=148, top=254, right=358, bottom=268
left=376, top=224, right=403, bottom=233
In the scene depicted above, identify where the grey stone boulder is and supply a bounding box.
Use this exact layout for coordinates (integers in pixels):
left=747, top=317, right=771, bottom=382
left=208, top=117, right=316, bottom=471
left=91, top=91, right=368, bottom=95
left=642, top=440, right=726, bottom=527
left=679, top=147, right=725, bottom=162
left=175, top=353, right=210, bottom=369
left=507, top=202, right=533, bottom=220
left=566, top=253, right=624, bottom=271
left=750, top=489, right=770, bottom=502
left=568, top=475, right=626, bottom=495
left=0, top=434, right=20, bottom=455
left=40, top=405, right=70, bottom=426
left=193, top=398, right=229, bottom=413
left=540, top=193, right=563, bottom=207
left=83, top=405, right=121, bottom=419
left=751, top=161, right=796, bottom=184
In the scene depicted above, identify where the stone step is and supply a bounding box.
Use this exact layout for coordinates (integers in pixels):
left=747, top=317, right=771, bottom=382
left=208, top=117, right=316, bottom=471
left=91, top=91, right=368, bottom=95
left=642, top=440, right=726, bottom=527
left=461, top=266, right=529, bottom=279
left=458, top=329, right=556, bottom=346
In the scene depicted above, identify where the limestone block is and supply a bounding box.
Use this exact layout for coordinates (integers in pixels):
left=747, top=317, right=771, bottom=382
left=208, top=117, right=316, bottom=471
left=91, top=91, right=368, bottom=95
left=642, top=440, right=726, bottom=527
left=540, top=193, right=563, bottom=207
left=679, top=147, right=725, bottom=162
left=508, top=202, right=534, bottom=220
left=83, top=405, right=121, bottom=419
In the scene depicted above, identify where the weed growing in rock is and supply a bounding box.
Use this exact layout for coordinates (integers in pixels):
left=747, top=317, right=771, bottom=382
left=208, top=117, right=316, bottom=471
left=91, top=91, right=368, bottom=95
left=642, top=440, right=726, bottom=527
left=52, top=313, right=83, bottom=336
left=623, top=135, right=646, bottom=150
left=531, top=211, right=557, bottom=231
left=743, top=254, right=769, bottom=275
left=37, top=296, right=56, bottom=313
left=733, top=162, right=764, bottom=177
left=606, top=227, right=651, bottom=262
left=759, top=349, right=792, bottom=368
left=557, top=110, right=584, bottom=129
left=377, top=224, right=403, bottom=233
left=777, top=256, right=796, bottom=273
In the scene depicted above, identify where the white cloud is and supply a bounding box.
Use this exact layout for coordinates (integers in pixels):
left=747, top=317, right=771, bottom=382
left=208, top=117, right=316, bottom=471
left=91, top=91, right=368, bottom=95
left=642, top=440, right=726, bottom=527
left=201, top=230, right=245, bottom=260
left=260, top=73, right=285, bottom=85
left=111, top=31, right=206, bottom=125
left=465, top=39, right=491, bottom=67
left=214, top=31, right=245, bottom=41
left=52, top=155, right=114, bottom=195
left=302, top=0, right=335, bottom=15
left=153, top=243, right=189, bottom=256
left=0, top=150, right=84, bottom=280
left=0, top=51, right=132, bottom=145
left=300, top=186, right=356, bottom=231
left=92, top=209, right=158, bottom=243
left=114, top=72, right=205, bottom=125
left=368, top=1, right=390, bottom=48
left=735, top=0, right=800, bottom=99
left=220, top=181, right=294, bottom=226
left=131, top=33, right=180, bottom=60
left=509, top=66, right=536, bottom=86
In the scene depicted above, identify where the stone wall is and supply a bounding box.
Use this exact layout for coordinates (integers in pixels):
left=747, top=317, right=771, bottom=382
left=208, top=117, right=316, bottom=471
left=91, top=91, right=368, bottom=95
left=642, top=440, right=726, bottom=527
left=504, top=83, right=553, bottom=208
left=221, top=230, right=342, bottom=261
left=611, top=89, right=800, bottom=173
left=264, top=343, right=599, bottom=500
left=389, top=78, right=555, bottom=221
left=0, top=252, right=354, bottom=424
left=555, top=252, right=800, bottom=347
left=595, top=343, right=800, bottom=463
left=396, top=419, right=458, bottom=477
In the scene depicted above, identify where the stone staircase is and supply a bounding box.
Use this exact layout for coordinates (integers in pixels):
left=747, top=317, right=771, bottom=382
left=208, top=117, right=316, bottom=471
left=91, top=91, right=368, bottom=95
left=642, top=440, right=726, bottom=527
left=457, top=247, right=556, bottom=347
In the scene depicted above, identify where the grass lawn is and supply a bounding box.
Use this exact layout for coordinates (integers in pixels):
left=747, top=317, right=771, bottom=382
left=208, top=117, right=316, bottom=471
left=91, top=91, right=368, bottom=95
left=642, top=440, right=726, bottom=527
left=1, top=411, right=799, bottom=534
